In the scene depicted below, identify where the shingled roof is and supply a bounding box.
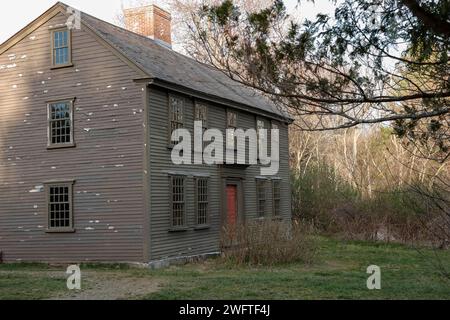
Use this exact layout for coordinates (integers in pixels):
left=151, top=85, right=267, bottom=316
left=0, top=2, right=291, bottom=121
left=74, top=4, right=291, bottom=121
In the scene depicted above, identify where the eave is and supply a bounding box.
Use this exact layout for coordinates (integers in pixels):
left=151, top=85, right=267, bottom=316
left=0, top=2, right=63, bottom=55
left=136, top=77, right=294, bottom=124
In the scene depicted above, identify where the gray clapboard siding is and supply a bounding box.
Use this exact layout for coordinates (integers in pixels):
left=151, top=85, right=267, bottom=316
left=148, top=87, right=222, bottom=260
left=147, top=86, right=291, bottom=261
left=1, top=6, right=291, bottom=264
left=0, top=12, right=146, bottom=262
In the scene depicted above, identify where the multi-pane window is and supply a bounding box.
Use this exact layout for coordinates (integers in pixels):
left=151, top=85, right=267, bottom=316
left=51, top=29, right=71, bottom=66
left=272, top=122, right=279, bottom=144
left=227, top=111, right=237, bottom=128
left=257, top=119, right=266, bottom=152
left=272, top=180, right=281, bottom=216
left=196, top=178, right=209, bottom=225
left=170, top=96, right=184, bottom=144
left=46, top=182, right=73, bottom=231
left=195, top=103, right=208, bottom=130
left=227, top=111, right=237, bottom=149
left=170, top=175, right=186, bottom=227
left=48, top=101, right=74, bottom=147
left=257, top=119, right=265, bottom=132
left=256, top=179, right=267, bottom=217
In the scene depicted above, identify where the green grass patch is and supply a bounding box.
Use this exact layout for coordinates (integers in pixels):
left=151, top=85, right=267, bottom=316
left=143, top=237, right=450, bottom=300
left=0, top=271, right=67, bottom=300
left=1, top=237, right=449, bottom=300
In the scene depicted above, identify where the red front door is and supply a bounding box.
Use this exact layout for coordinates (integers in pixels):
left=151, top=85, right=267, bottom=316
left=226, top=185, right=238, bottom=226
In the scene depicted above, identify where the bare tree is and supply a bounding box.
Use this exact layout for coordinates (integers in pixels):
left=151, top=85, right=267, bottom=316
left=181, top=0, right=449, bottom=161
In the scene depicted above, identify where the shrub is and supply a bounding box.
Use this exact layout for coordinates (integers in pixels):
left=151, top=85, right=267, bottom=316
left=220, top=220, right=317, bottom=266
left=291, top=166, right=443, bottom=244
left=291, top=165, right=358, bottom=230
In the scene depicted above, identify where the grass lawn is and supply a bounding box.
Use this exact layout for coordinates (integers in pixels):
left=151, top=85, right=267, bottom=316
left=1, top=237, right=449, bottom=300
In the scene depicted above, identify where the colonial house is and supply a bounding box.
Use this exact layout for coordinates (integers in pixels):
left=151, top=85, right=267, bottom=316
left=0, top=2, right=292, bottom=264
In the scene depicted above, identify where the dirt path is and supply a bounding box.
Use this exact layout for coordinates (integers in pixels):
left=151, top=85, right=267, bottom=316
left=52, top=271, right=163, bottom=300
left=0, top=269, right=162, bottom=300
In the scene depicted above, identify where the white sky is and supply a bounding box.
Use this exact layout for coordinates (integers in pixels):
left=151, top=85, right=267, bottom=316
left=0, top=0, right=336, bottom=45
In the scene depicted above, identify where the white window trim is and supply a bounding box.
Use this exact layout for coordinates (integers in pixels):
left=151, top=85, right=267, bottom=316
left=44, top=179, right=76, bottom=233
left=50, top=27, right=73, bottom=69
left=47, top=98, right=76, bottom=149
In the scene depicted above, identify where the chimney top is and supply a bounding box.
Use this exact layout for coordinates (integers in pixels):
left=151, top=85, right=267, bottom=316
left=123, top=4, right=172, bottom=48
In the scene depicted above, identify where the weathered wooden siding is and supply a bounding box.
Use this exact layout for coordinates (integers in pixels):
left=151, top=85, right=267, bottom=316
left=0, top=13, right=146, bottom=262
left=148, top=86, right=291, bottom=261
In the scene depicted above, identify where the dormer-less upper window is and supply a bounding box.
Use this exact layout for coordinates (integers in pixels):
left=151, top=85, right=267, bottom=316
left=51, top=28, right=72, bottom=67
left=194, top=102, right=208, bottom=130
left=257, top=119, right=266, bottom=143
left=226, top=110, right=237, bottom=149
left=47, top=99, right=75, bottom=149
left=169, top=96, right=184, bottom=145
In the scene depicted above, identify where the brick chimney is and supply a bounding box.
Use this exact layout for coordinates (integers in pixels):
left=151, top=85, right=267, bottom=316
left=123, top=5, right=172, bottom=48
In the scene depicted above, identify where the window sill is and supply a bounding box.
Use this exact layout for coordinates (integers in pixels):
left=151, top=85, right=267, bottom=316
left=168, top=227, right=189, bottom=233
left=194, top=224, right=210, bottom=231
left=50, top=63, right=74, bottom=70
left=47, top=143, right=76, bottom=150
left=46, top=228, right=76, bottom=234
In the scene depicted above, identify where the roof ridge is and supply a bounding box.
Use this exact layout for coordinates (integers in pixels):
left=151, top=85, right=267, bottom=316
left=79, top=8, right=221, bottom=72
left=60, top=1, right=266, bottom=91
left=41, top=2, right=291, bottom=121
left=0, top=1, right=291, bottom=120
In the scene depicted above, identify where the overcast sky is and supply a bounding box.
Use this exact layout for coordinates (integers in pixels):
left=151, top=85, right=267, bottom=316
left=0, top=0, right=335, bottom=45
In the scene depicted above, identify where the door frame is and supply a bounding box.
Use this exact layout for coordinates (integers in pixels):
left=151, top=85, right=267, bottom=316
left=221, top=178, right=244, bottom=227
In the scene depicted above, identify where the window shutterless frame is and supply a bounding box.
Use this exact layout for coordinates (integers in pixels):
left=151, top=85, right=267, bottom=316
left=169, top=175, right=187, bottom=230
left=50, top=27, right=73, bottom=69
left=47, top=99, right=76, bottom=149
left=256, top=117, right=266, bottom=157
left=194, top=101, right=209, bottom=153
left=272, top=179, right=282, bottom=217
left=256, top=118, right=265, bottom=132
left=195, top=177, right=210, bottom=228
left=44, top=179, right=75, bottom=233
left=256, top=178, right=267, bottom=217
left=226, top=109, right=238, bottom=150
left=226, top=109, right=237, bottom=128
left=271, top=120, right=280, bottom=145
left=194, top=101, right=208, bottom=130
left=271, top=121, right=279, bottom=131
left=168, top=94, right=185, bottom=147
